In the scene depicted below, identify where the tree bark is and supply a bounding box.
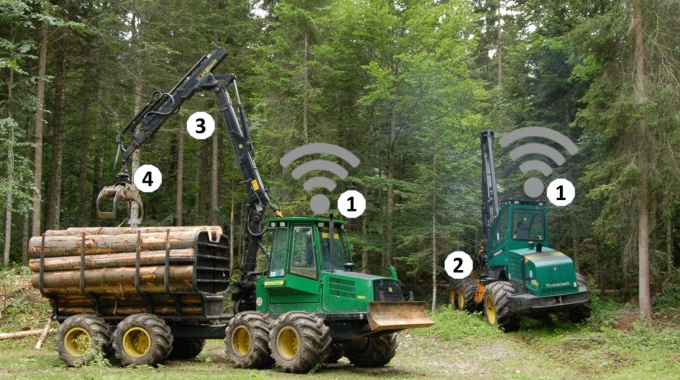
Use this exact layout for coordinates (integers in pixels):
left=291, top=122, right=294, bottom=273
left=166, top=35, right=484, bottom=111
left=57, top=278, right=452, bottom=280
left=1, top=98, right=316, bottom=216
left=431, top=156, right=437, bottom=312
left=175, top=120, right=184, bottom=226
left=31, top=23, right=48, bottom=237
left=129, top=11, right=143, bottom=226
left=3, top=69, right=15, bottom=266
left=77, top=64, right=95, bottom=226
left=668, top=219, right=674, bottom=274
left=361, top=215, right=368, bottom=274
left=633, top=0, right=652, bottom=319
left=46, top=42, right=68, bottom=230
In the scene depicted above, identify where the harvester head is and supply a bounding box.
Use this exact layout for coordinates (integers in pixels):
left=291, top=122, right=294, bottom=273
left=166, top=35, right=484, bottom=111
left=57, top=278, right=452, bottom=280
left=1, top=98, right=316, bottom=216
left=96, top=169, right=144, bottom=224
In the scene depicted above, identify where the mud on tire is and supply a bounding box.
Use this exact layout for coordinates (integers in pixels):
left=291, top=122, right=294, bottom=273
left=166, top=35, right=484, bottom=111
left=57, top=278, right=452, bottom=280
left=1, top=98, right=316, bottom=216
left=269, top=311, right=331, bottom=373
left=344, top=333, right=398, bottom=368
left=55, top=314, right=111, bottom=366
left=225, top=311, right=273, bottom=369
left=112, top=313, right=173, bottom=366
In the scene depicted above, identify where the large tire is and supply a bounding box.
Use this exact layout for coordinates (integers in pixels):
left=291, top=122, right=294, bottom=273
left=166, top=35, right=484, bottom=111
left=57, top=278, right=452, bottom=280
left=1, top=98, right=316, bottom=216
left=225, top=311, right=273, bottom=369
left=112, top=313, right=173, bottom=366
left=269, top=311, right=331, bottom=373
left=344, top=333, right=398, bottom=368
left=167, top=338, right=205, bottom=360
left=483, top=281, right=520, bottom=332
left=559, top=273, right=592, bottom=323
left=55, top=314, right=111, bottom=366
left=456, top=279, right=480, bottom=312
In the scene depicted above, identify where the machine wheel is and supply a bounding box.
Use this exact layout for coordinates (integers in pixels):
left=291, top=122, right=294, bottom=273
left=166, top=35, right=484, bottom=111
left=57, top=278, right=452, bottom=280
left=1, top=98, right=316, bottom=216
left=112, top=313, right=173, bottom=366
left=456, top=279, right=479, bottom=312
left=225, top=311, right=273, bottom=369
left=55, top=314, right=111, bottom=366
left=344, top=333, right=398, bottom=368
left=325, top=343, right=344, bottom=364
left=483, top=281, right=520, bottom=332
left=558, top=273, right=592, bottom=323
left=167, top=338, right=205, bottom=360
left=449, top=280, right=462, bottom=308
left=269, top=311, right=331, bottom=373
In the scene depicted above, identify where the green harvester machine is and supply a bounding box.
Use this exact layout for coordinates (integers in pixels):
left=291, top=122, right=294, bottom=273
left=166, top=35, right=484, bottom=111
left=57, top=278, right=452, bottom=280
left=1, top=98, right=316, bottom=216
left=450, top=130, right=591, bottom=331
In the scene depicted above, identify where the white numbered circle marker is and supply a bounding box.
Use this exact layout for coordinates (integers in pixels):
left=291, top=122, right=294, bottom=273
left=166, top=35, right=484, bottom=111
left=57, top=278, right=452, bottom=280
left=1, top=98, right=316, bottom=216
left=547, top=178, right=575, bottom=207
left=444, top=251, right=473, bottom=279
left=133, top=164, right=162, bottom=193
left=337, top=190, right=366, bottom=219
left=187, top=111, right=215, bottom=140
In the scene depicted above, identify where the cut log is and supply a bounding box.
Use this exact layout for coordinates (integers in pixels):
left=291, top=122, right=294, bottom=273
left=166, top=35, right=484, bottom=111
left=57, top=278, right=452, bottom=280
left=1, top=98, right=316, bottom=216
left=31, top=265, right=194, bottom=289
left=28, top=231, right=205, bottom=258
left=0, top=329, right=45, bottom=340
left=34, top=319, right=52, bottom=349
left=56, top=306, right=203, bottom=316
left=28, top=249, right=195, bottom=272
left=43, top=226, right=221, bottom=237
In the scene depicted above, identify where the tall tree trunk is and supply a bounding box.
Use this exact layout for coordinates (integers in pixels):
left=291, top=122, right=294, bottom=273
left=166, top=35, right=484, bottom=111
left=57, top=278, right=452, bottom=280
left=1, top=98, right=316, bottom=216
left=129, top=11, right=143, bottom=226
left=496, top=0, right=503, bottom=86
left=668, top=219, right=674, bottom=274
left=46, top=43, right=67, bottom=230
left=197, top=141, right=210, bottom=224
left=302, top=31, right=309, bottom=143
left=431, top=156, right=437, bottom=312
left=633, top=0, right=652, bottom=319
left=385, top=105, right=397, bottom=268
left=175, top=120, right=184, bottom=226
left=3, top=69, right=15, bottom=266
left=77, top=64, right=95, bottom=226
left=31, top=24, right=48, bottom=237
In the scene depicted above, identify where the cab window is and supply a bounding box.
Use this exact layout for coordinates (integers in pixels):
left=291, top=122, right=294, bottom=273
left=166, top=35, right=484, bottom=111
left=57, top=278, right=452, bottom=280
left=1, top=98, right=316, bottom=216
left=268, top=228, right=290, bottom=277
left=320, top=228, right=348, bottom=271
left=290, top=226, right=317, bottom=278
left=490, top=208, right=508, bottom=248
left=512, top=210, right=545, bottom=241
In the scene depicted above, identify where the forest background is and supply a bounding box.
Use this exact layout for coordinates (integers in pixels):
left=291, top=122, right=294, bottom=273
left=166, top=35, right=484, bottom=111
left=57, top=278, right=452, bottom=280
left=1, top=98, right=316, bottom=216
left=1, top=0, right=679, bottom=320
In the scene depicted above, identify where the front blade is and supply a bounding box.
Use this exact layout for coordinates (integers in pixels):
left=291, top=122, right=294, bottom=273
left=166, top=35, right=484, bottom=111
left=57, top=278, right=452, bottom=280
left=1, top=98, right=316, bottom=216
left=367, top=301, right=434, bottom=332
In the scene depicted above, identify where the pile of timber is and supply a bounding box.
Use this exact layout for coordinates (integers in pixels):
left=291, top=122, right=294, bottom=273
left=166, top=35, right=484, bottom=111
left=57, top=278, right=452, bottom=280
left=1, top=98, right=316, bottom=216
left=27, top=226, right=229, bottom=319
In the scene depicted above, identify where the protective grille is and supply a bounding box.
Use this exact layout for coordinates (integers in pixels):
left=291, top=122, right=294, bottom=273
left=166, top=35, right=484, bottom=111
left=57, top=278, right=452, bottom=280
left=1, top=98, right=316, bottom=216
left=373, top=279, right=404, bottom=301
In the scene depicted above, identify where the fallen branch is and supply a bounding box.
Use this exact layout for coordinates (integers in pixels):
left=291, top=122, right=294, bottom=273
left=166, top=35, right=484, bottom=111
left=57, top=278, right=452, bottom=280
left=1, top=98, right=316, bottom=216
left=0, top=329, right=44, bottom=340
left=35, top=319, right=52, bottom=349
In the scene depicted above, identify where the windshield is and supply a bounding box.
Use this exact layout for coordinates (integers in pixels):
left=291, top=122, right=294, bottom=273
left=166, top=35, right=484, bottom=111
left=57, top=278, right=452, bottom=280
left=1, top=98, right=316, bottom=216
left=512, top=210, right=545, bottom=241
left=320, top=227, right=348, bottom=271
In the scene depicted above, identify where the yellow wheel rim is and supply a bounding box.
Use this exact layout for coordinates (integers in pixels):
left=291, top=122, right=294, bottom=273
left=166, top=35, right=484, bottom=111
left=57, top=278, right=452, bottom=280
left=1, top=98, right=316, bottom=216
left=449, top=289, right=456, bottom=307
left=458, top=289, right=466, bottom=310
left=277, top=326, right=300, bottom=360
left=231, top=326, right=251, bottom=357
left=64, top=327, right=91, bottom=357
left=485, top=294, right=497, bottom=325
left=122, top=327, right=151, bottom=358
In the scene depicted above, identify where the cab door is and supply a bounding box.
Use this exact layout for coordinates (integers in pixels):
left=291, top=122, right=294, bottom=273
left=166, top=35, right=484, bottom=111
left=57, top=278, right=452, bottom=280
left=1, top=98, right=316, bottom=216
left=264, top=224, right=321, bottom=313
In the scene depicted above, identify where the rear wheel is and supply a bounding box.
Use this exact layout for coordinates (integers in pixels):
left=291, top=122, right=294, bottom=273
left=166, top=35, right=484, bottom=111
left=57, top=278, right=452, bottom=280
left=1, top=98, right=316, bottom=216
left=225, top=311, right=273, bottom=369
left=457, top=279, right=479, bottom=312
left=344, top=333, right=398, bottom=368
left=484, top=281, right=520, bottom=332
left=167, top=338, right=205, bottom=360
left=112, top=313, right=173, bottom=366
left=55, top=314, right=111, bottom=366
left=269, top=311, right=331, bottom=373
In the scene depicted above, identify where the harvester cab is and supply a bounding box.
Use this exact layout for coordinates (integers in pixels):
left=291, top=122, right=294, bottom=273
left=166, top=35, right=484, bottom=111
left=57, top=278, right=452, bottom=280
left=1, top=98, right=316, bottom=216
left=451, top=130, right=591, bottom=331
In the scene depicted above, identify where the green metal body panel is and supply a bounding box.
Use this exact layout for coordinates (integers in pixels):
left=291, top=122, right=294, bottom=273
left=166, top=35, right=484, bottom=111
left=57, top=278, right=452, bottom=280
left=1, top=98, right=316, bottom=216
left=255, top=217, right=403, bottom=314
left=486, top=201, right=579, bottom=298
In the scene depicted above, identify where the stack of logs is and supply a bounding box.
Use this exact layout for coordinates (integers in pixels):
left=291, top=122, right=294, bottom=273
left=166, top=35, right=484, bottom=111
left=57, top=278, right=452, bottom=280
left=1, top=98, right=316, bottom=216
left=28, top=226, right=228, bottom=318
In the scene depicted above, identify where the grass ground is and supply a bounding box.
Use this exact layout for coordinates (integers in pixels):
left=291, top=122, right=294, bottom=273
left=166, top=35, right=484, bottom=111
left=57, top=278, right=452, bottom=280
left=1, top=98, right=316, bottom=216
left=1, top=268, right=679, bottom=380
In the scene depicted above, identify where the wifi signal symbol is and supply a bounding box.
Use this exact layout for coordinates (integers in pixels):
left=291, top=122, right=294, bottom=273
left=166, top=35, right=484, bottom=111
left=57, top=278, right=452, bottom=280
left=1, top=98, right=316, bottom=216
left=499, top=127, right=578, bottom=199
left=280, top=143, right=360, bottom=214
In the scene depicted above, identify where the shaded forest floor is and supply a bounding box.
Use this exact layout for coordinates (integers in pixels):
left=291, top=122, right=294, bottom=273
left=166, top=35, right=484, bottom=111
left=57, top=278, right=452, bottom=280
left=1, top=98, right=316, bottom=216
left=1, top=268, right=679, bottom=380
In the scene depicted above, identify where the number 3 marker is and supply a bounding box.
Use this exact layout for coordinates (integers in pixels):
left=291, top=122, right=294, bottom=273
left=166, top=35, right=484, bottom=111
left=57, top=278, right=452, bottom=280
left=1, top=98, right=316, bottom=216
left=187, top=112, right=215, bottom=140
